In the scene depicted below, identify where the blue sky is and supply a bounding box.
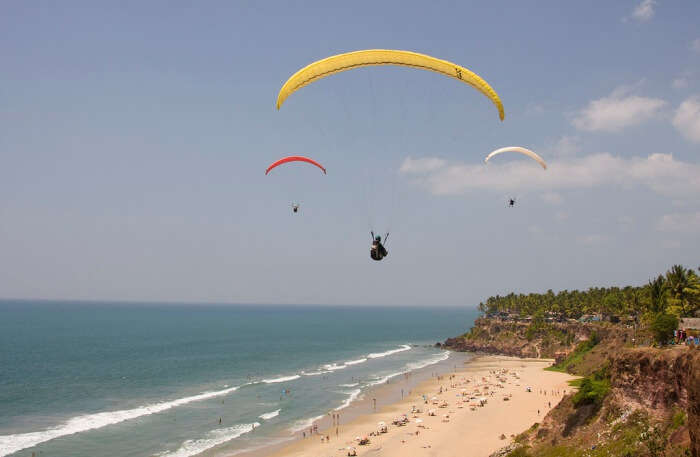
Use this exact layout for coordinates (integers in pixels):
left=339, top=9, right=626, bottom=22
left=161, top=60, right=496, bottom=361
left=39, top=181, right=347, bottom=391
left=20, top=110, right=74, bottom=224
left=1, top=1, right=699, bottom=305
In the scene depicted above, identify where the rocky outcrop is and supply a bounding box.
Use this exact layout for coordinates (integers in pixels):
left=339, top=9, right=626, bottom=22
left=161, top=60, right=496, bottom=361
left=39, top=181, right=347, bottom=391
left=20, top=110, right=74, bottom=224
left=689, top=351, right=700, bottom=457
left=443, top=317, right=627, bottom=360
left=609, top=347, right=697, bottom=413
left=608, top=348, right=699, bottom=457
left=443, top=333, right=540, bottom=358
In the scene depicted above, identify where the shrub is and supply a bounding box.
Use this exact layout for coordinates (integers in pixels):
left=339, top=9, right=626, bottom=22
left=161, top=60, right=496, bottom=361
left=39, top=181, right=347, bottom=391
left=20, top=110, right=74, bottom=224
left=506, top=447, right=531, bottom=457
left=670, top=409, right=686, bottom=430
left=572, top=368, right=610, bottom=408
left=650, top=313, right=679, bottom=346
left=548, top=331, right=601, bottom=372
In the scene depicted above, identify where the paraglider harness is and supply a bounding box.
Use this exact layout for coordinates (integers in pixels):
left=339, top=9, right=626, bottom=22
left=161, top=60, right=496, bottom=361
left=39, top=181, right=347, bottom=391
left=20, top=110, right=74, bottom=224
left=370, top=231, right=389, bottom=261
left=508, top=198, right=516, bottom=207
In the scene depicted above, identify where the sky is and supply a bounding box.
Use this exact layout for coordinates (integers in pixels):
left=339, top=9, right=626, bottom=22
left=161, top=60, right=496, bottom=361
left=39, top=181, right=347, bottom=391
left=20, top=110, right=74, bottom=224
left=1, top=0, right=699, bottom=306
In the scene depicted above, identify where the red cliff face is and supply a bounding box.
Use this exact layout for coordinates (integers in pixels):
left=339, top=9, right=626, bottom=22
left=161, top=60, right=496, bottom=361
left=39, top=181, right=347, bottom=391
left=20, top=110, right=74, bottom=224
left=520, top=348, right=700, bottom=457
left=688, top=351, right=700, bottom=457
left=610, top=348, right=699, bottom=456
left=609, top=347, right=697, bottom=413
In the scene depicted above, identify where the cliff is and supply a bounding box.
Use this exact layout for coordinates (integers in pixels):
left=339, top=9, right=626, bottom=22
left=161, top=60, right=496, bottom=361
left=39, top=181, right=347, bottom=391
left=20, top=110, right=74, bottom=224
left=443, top=317, right=631, bottom=361
left=493, top=343, right=699, bottom=457
left=451, top=316, right=698, bottom=456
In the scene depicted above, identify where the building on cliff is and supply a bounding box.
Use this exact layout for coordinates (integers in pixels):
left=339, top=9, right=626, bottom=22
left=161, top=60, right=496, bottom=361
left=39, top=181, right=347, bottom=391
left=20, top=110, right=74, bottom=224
left=679, top=318, right=700, bottom=331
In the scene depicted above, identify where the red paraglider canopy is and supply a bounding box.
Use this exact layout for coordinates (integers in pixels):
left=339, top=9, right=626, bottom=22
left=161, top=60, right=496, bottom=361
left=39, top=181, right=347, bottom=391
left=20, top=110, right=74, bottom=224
left=265, top=156, right=327, bottom=175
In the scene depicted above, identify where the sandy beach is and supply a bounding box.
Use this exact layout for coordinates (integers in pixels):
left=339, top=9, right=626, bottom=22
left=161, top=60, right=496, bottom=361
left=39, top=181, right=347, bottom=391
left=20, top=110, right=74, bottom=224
left=265, top=355, right=576, bottom=457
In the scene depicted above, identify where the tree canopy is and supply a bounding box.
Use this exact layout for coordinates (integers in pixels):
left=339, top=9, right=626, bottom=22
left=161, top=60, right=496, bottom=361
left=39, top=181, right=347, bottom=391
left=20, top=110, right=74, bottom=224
left=477, top=265, right=700, bottom=320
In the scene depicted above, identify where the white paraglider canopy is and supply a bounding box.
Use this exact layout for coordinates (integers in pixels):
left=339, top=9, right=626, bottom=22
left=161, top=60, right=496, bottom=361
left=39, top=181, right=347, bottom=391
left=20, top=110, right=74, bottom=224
left=484, top=146, right=547, bottom=170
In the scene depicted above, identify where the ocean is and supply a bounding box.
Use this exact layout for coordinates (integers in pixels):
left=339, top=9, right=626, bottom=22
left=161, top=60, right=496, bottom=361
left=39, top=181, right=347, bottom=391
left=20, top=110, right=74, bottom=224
left=0, top=301, right=478, bottom=457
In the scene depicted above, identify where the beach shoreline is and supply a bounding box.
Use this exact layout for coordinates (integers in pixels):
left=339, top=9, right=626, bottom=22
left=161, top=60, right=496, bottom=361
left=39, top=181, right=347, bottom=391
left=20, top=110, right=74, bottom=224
left=235, top=354, right=576, bottom=457
left=231, top=349, right=473, bottom=457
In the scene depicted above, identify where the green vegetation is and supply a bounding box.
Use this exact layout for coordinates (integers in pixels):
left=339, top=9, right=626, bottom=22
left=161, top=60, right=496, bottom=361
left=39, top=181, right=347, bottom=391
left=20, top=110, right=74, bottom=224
left=650, top=313, right=679, bottom=345
left=566, top=378, right=583, bottom=387
left=505, top=447, right=535, bottom=457
left=669, top=409, right=686, bottom=430
left=506, top=408, right=690, bottom=457
left=463, top=324, right=486, bottom=340
left=478, top=264, right=700, bottom=320
left=571, top=367, right=610, bottom=408
left=506, top=445, right=585, bottom=457
left=547, top=331, right=600, bottom=373
left=514, top=423, right=540, bottom=444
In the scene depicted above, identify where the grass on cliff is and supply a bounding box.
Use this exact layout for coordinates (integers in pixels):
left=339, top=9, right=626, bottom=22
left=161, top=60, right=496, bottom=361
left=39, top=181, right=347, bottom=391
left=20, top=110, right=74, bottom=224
left=571, top=369, right=610, bottom=408
left=546, top=331, right=600, bottom=373
left=506, top=409, right=671, bottom=457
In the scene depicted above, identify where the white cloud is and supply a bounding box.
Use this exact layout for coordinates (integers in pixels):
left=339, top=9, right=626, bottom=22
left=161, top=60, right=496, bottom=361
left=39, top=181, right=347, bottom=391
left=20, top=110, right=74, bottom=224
left=549, top=135, right=580, bottom=157
left=541, top=192, right=564, bottom=205
left=399, top=153, right=700, bottom=197
left=398, top=157, right=446, bottom=174
left=672, top=95, right=700, bottom=143
left=691, top=38, right=700, bottom=53
left=630, top=0, right=656, bottom=22
left=572, top=86, right=666, bottom=132
left=656, top=212, right=700, bottom=233
left=671, top=78, right=688, bottom=90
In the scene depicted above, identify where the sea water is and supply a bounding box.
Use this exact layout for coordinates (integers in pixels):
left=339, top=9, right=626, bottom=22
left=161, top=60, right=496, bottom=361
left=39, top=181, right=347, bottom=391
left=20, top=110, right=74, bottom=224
left=0, top=301, right=478, bottom=457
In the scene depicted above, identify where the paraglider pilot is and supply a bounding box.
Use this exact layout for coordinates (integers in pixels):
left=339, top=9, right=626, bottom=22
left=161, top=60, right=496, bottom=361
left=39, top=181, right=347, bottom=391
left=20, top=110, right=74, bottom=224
left=292, top=203, right=299, bottom=213
left=508, top=198, right=516, bottom=207
left=370, top=232, right=388, bottom=261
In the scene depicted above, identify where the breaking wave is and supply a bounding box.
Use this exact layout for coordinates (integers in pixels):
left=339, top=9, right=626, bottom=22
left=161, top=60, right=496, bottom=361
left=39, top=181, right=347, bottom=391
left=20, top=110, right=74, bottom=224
left=333, top=389, right=362, bottom=411
left=0, top=385, right=241, bottom=457
left=262, top=375, right=300, bottom=384
left=259, top=409, right=281, bottom=420
left=158, top=422, right=260, bottom=457
left=367, top=344, right=411, bottom=359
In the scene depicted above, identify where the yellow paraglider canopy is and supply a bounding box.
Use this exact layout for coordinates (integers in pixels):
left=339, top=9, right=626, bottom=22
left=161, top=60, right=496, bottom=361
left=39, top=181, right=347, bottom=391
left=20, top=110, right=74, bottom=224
left=276, top=49, right=505, bottom=121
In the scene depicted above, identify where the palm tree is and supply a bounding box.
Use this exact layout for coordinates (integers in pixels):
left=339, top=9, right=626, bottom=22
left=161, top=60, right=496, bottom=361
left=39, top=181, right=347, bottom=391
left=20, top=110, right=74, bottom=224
left=648, top=275, right=667, bottom=314
left=665, top=265, right=700, bottom=317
